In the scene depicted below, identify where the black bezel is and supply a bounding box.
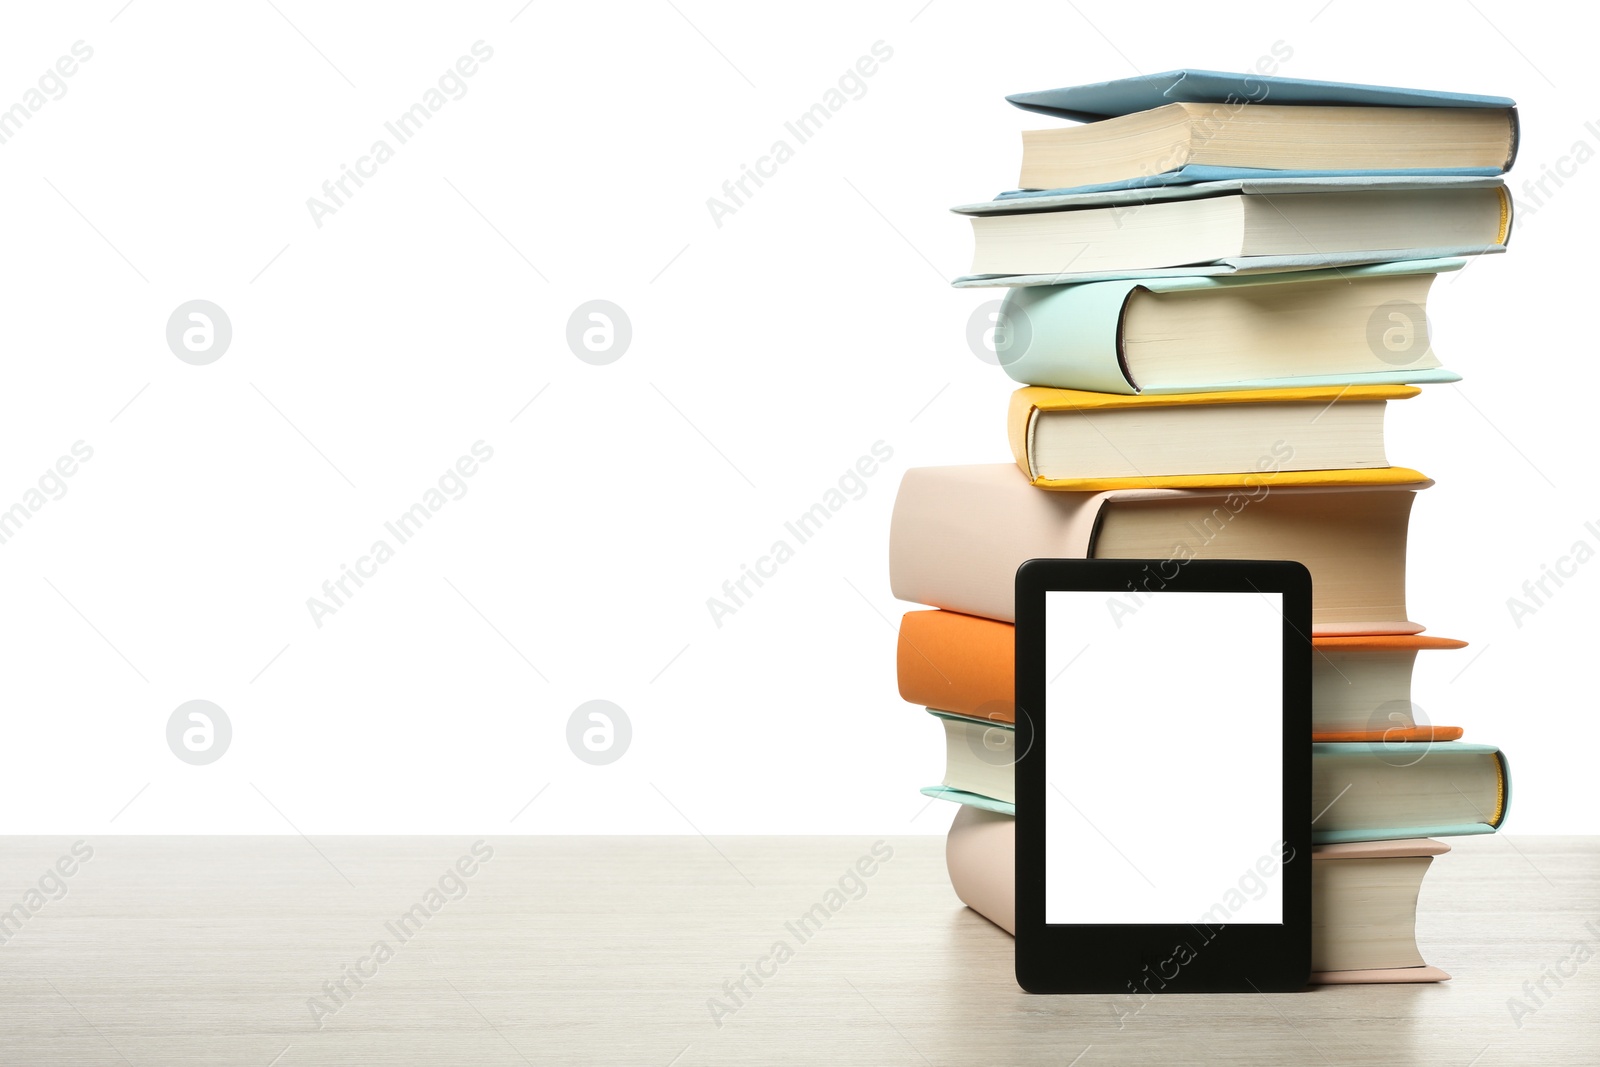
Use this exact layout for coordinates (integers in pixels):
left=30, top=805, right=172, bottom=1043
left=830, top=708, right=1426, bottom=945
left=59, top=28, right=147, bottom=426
left=1013, top=558, right=1312, bottom=995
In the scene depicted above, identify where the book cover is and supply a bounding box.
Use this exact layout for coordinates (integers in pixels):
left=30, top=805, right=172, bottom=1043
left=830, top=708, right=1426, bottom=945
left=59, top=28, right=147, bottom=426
left=1004, top=70, right=1516, bottom=124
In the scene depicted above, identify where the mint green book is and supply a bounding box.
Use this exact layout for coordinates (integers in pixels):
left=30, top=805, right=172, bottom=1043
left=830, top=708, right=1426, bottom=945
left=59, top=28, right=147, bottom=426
left=923, top=719, right=1509, bottom=844
left=920, top=785, right=1017, bottom=816
left=1311, top=742, right=1510, bottom=844
left=991, top=258, right=1465, bottom=393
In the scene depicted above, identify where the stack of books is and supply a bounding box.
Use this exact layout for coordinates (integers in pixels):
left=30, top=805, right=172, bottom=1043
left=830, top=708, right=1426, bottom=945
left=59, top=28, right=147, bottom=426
left=889, top=71, right=1517, bottom=983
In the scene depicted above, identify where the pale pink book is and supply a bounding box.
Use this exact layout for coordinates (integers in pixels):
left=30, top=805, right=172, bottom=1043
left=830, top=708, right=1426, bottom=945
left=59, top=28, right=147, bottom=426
left=945, top=805, right=1451, bottom=983
left=1311, top=837, right=1452, bottom=983
left=946, top=805, right=1019, bottom=935
left=890, top=464, right=1427, bottom=636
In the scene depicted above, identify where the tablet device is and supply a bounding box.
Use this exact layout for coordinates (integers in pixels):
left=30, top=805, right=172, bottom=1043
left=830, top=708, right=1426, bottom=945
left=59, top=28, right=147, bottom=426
left=1013, top=558, right=1312, bottom=994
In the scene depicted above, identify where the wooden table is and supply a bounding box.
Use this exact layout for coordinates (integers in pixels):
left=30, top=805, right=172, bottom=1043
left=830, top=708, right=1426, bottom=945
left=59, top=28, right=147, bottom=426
left=1, top=835, right=1594, bottom=1065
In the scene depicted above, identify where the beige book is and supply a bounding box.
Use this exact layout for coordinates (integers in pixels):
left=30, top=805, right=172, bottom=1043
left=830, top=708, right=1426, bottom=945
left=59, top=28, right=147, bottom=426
left=888, top=464, right=1425, bottom=635
left=945, top=805, right=1453, bottom=982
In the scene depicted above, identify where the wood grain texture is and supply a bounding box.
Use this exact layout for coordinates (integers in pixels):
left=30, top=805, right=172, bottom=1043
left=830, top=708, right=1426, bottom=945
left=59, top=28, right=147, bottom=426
left=0, top=834, right=1595, bottom=1065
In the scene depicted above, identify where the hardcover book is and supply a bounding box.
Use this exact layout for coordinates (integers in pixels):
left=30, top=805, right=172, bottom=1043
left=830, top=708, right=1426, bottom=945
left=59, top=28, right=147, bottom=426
left=920, top=717, right=1511, bottom=844
left=1016, top=103, right=1515, bottom=194
left=889, top=464, right=1426, bottom=634
left=962, top=182, right=1510, bottom=280
left=991, top=259, right=1461, bottom=394
left=946, top=805, right=1456, bottom=982
left=896, top=608, right=1467, bottom=742
left=1003, top=70, right=1516, bottom=195
left=1005, top=384, right=1421, bottom=490
left=949, top=176, right=1511, bottom=287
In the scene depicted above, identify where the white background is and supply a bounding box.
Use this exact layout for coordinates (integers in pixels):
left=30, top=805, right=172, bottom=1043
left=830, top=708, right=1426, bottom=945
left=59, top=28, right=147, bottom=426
left=0, top=1, right=1591, bottom=834
left=1043, top=591, right=1283, bottom=924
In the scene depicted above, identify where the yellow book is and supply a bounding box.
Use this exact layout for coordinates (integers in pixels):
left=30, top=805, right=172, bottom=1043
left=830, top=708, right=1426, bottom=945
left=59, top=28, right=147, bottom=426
left=1006, top=384, right=1426, bottom=491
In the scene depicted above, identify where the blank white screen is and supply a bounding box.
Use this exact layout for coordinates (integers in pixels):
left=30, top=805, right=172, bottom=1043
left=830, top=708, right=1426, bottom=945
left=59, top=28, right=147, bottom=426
left=1042, top=589, right=1283, bottom=924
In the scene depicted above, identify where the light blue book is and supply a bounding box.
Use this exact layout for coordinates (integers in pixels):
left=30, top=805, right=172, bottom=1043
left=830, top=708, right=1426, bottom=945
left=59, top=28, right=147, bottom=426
left=920, top=785, right=1016, bottom=817
left=993, top=259, right=1465, bottom=393
left=1000, top=70, right=1518, bottom=199
left=1007, top=69, right=1516, bottom=124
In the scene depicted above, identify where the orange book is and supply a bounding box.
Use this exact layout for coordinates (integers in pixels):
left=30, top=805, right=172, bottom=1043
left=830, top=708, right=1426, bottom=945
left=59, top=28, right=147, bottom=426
left=897, top=610, right=1017, bottom=723
left=898, top=608, right=1465, bottom=742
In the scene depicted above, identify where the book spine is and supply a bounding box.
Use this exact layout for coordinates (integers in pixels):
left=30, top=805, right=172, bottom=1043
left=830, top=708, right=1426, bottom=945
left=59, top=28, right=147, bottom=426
left=997, top=280, right=1140, bottom=392
left=1006, top=392, right=1040, bottom=486
left=896, top=610, right=1014, bottom=717
left=1491, top=749, right=1512, bottom=829
left=887, top=466, right=1107, bottom=624
left=946, top=806, right=1017, bottom=934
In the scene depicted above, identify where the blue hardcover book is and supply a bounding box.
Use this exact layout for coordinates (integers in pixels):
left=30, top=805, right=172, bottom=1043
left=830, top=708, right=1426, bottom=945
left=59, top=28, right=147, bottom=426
left=1007, top=69, right=1516, bottom=123
left=999, top=70, right=1518, bottom=199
